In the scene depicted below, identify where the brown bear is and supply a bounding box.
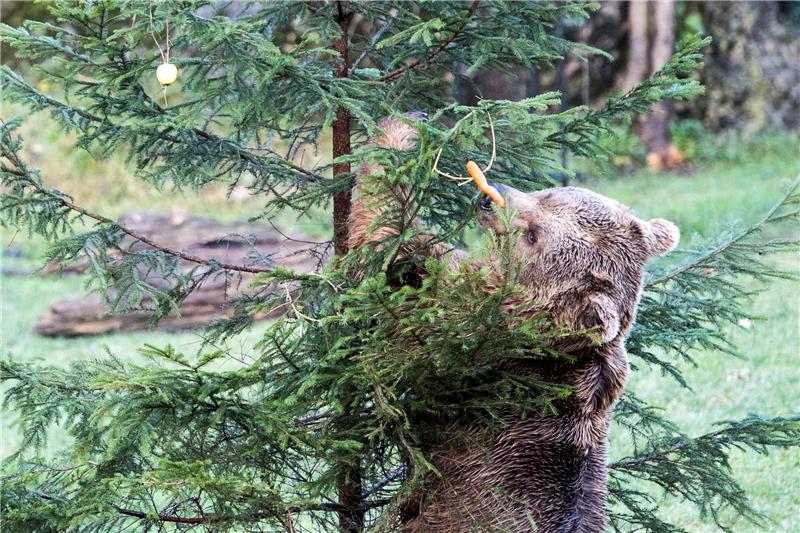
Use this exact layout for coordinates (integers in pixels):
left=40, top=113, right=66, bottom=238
left=349, top=116, right=680, bottom=532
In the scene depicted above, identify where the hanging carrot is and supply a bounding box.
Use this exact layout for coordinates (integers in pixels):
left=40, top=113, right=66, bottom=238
left=432, top=112, right=505, bottom=208
left=466, top=161, right=505, bottom=208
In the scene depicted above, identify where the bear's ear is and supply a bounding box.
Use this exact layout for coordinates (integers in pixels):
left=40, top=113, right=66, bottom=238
left=375, top=116, right=420, bottom=151
left=645, top=218, right=680, bottom=256
left=575, top=293, right=620, bottom=345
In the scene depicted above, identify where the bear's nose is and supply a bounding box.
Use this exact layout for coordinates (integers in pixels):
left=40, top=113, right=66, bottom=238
left=492, top=183, right=509, bottom=195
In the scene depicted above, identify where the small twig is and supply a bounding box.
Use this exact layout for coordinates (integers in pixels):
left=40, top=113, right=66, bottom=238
left=348, top=19, right=392, bottom=76
left=285, top=284, right=321, bottom=323
left=297, top=410, right=332, bottom=427
left=264, top=218, right=329, bottom=246
left=5, top=228, right=19, bottom=247
left=287, top=510, right=296, bottom=533
left=362, top=465, right=406, bottom=499
left=378, top=0, right=480, bottom=82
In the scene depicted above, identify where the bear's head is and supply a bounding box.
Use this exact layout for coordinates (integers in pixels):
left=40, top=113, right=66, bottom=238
left=476, top=184, right=679, bottom=346
left=372, top=112, right=427, bottom=151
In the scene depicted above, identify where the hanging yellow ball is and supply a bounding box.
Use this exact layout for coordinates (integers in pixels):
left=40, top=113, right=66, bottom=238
left=156, top=63, right=178, bottom=86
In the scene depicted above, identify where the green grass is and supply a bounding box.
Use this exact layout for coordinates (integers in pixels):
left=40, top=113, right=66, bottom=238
left=1, top=126, right=798, bottom=531
left=0, top=271, right=271, bottom=455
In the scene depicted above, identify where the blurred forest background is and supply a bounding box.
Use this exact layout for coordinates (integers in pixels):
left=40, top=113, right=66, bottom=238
left=1, top=1, right=798, bottom=531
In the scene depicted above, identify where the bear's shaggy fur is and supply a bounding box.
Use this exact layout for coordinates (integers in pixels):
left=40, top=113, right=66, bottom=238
left=349, top=116, right=679, bottom=532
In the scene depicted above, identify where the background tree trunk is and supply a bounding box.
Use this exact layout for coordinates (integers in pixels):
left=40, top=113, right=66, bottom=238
left=621, top=0, right=648, bottom=92
left=695, top=1, right=800, bottom=133
left=641, top=0, right=677, bottom=170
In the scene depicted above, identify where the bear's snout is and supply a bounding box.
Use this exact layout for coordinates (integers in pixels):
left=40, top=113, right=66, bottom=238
left=492, top=183, right=510, bottom=196
left=477, top=183, right=513, bottom=212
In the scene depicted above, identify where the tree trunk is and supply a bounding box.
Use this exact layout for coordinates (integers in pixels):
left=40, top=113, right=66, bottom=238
left=641, top=0, right=676, bottom=170
left=332, top=3, right=364, bottom=532
left=620, top=0, right=648, bottom=92
left=332, top=4, right=353, bottom=258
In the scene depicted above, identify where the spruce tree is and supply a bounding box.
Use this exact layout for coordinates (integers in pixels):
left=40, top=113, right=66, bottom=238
left=1, top=2, right=797, bottom=532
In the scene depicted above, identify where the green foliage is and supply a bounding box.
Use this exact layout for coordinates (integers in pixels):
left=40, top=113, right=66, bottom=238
left=608, top=412, right=800, bottom=533
left=1, top=1, right=797, bottom=532
left=0, top=230, right=572, bottom=531
left=630, top=187, right=799, bottom=386
left=668, top=118, right=706, bottom=161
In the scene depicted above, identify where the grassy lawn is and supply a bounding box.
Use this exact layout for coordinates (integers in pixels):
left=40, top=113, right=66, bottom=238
left=1, top=124, right=798, bottom=530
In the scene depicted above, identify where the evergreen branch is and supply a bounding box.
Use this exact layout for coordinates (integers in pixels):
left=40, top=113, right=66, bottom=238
left=544, top=35, right=710, bottom=158
left=628, top=176, right=799, bottom=379
left=612, top=392, right=682, bottom=453
left=1, top=122, right=281, bottom=275
left=609, top=414, right=800, bottom=532
left=29, top=491, right=392, bottom=524
left=188, top=122, right=326, bottom=184
left=377, top=1, right=480, bottom=82
left=610, top=414, right=800, bottom=471
left=2, top=166, right=273, bottom=275
left=0, top=67, right=328, bottom=183
left=646, top=175, right=799, bottom=289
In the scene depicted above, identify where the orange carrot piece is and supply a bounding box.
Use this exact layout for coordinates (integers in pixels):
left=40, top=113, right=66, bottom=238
left=466, top=161, right=505, bottom=208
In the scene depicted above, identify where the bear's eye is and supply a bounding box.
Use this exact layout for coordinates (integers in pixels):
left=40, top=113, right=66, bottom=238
left=526, top=229, right=537, bottom=245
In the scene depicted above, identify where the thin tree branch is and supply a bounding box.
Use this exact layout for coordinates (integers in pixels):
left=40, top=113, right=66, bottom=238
left=378, top=1, right=480, bottom=82
left=362, top=465, right=406, bottom=499
left=2, top=165, right=275, bottom=274
left=189, top=126, right=327, bottom=183
left=348, top=19, right=392, bottom=76
left=31, top=491, right=391, bottom=525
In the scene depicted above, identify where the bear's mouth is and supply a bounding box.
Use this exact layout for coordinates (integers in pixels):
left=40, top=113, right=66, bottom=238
left=477, top=182, right=511, bottom=212
left=479, top=193, right=495, bottom=211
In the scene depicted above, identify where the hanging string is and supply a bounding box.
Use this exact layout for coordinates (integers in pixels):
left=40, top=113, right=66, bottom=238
left=165, top=20, right=171, bottom=63
left=148, top=3, right=166, bottom=64
left=149, top=2, right=171, bottom=106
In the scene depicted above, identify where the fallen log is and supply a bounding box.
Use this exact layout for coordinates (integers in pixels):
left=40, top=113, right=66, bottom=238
left=35, top=212, right=329, bottom=337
